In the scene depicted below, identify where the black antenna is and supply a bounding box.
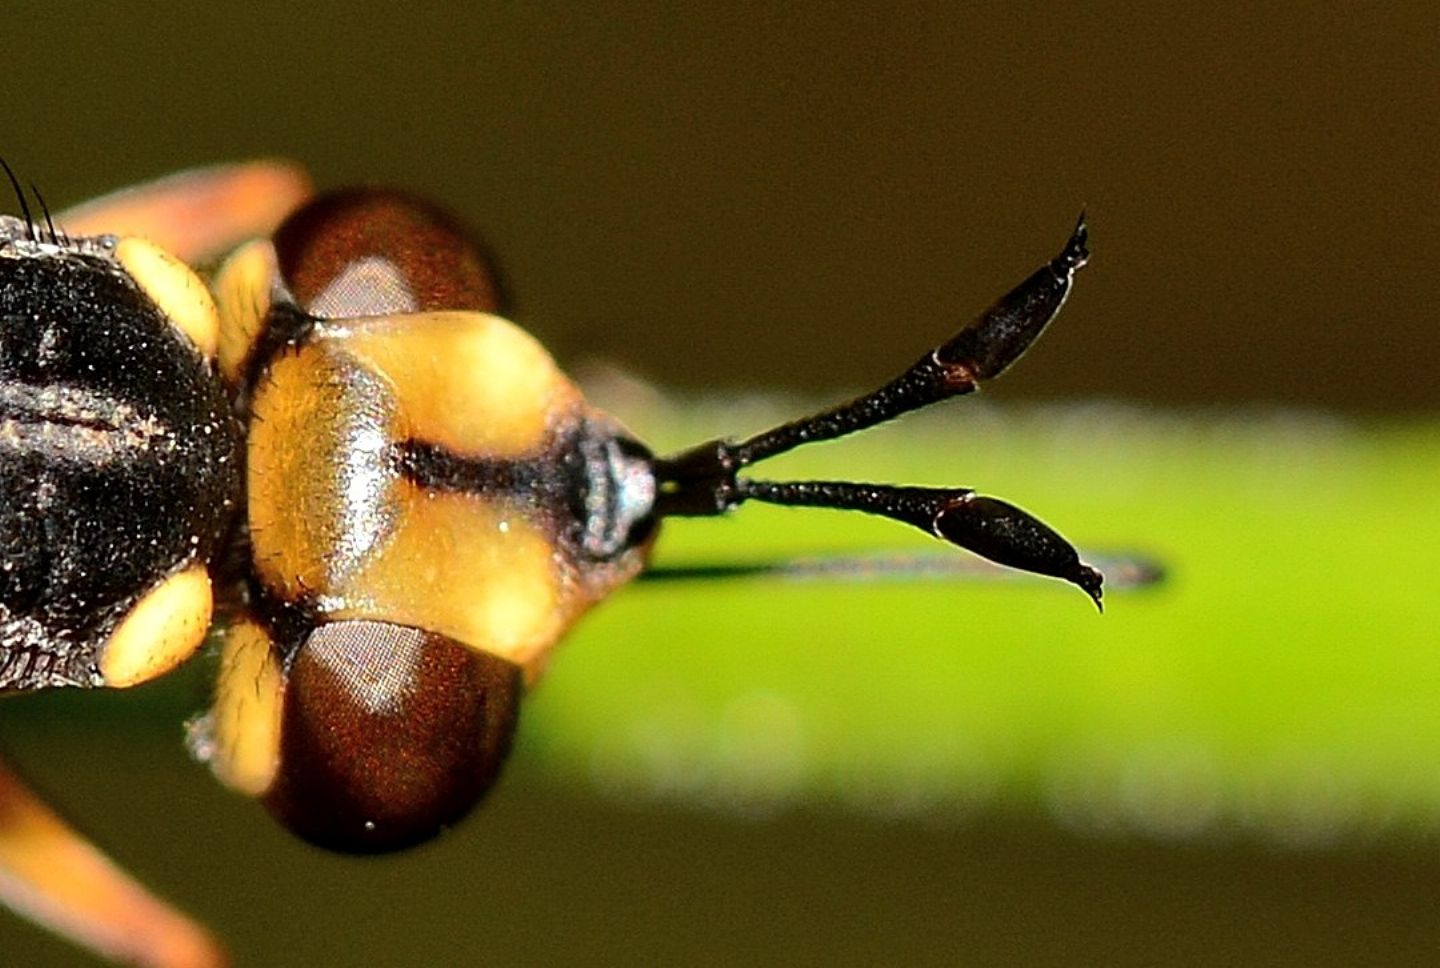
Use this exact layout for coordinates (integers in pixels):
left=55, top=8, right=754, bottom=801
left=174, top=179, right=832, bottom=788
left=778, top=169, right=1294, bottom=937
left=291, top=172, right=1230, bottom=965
left=0, top=158, right=35, bottom=242
left=651, top=214, right=1104, bottom=609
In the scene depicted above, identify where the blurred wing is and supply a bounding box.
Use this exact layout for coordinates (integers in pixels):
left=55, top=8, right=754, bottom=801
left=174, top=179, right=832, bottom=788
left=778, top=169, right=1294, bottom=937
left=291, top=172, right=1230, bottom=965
left=57, top=160, right=312, bottom=265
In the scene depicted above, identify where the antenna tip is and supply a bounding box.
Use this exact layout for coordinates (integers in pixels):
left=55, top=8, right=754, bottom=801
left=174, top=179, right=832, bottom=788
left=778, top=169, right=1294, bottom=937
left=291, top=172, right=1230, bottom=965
left=1075, top=562, right=1105, bottom=612
left=1057, top=211, right=1089, bottom=272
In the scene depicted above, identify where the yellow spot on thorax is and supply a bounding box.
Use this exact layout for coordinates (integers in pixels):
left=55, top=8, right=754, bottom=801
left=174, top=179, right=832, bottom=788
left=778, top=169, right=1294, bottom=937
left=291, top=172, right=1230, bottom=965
left=99, top=565, right=212, bottom=688
left=115, top=237, right=219, bottom=359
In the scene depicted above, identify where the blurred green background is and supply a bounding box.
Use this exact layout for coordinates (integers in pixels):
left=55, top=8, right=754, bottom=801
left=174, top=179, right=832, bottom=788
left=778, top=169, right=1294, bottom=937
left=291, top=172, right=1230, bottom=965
left=3, top=4, right=1439, bottom=966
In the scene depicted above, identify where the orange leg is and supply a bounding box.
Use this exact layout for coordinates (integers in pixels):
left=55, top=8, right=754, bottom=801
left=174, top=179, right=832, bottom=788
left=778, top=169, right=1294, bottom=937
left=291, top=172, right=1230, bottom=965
left=0, top=756, right=225, bottom=967
left=56, top=160, right=312, bottom=265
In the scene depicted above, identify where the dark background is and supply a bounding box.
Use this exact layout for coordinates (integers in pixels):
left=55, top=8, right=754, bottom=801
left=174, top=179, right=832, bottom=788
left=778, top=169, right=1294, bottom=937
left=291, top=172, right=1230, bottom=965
left=7, top=4, right=1437, bottom=414
left=3, top=5, right=1438, bottom=966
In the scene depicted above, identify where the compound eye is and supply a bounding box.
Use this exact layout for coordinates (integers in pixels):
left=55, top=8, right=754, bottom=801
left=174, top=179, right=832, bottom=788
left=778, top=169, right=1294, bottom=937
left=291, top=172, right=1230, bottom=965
left=272, top=188, right=507, bottom=317
left=264, top=620, right=521, bottom=854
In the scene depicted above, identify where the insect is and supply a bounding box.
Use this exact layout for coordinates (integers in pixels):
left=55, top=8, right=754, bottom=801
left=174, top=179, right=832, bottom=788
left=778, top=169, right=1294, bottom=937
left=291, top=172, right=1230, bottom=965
left=1, top=161, right=1101, bottom=965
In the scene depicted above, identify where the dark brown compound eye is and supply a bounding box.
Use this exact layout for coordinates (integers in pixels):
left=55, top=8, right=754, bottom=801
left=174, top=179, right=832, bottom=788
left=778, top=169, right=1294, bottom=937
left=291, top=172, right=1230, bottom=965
left=272, top=187, right=508, bottom=318
left=263, top=620, right=521, bottom=854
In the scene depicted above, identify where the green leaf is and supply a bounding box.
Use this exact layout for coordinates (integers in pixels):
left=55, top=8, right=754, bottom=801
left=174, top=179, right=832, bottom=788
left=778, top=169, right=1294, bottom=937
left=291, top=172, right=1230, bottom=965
left=522, top=400, right=1439, bottom=843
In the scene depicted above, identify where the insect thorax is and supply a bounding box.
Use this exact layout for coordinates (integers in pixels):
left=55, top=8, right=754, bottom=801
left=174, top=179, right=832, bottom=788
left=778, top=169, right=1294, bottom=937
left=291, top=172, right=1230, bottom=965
left=0, top=244, right=241, bottom=689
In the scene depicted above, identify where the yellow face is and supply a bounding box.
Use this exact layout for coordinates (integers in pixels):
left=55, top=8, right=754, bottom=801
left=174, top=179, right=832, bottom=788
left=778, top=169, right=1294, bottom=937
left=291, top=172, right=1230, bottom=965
left=245, top=310, right=641, bottom=678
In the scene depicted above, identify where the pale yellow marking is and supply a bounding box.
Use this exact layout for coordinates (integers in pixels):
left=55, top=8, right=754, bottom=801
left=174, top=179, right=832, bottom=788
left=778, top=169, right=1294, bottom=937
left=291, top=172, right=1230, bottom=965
left=206, top=619, right=284, bottom=797
left=336, top=312, right=583, bottom=459
left=57, top=159, right=312, bottom=266
left=0, top=757, right=225, bottom=968
left=248, top=345, right=401, bottom=602
left=99, top=566, right=212, bottom=688
left=115, top=238, right=220, bottom=359
left=213, top=238, right=276, bottom=385
left=332, top=485, right=566, bottom=674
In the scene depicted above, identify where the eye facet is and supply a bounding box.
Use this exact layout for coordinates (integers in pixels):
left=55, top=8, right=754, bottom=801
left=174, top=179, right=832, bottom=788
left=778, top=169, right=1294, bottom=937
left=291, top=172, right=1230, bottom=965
left=263, top=620, right=522, bottom=854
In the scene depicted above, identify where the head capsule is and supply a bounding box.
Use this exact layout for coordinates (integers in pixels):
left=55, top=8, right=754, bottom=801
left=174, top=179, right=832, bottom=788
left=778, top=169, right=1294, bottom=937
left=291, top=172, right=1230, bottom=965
left=195, top=187, right=657, bottom=851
